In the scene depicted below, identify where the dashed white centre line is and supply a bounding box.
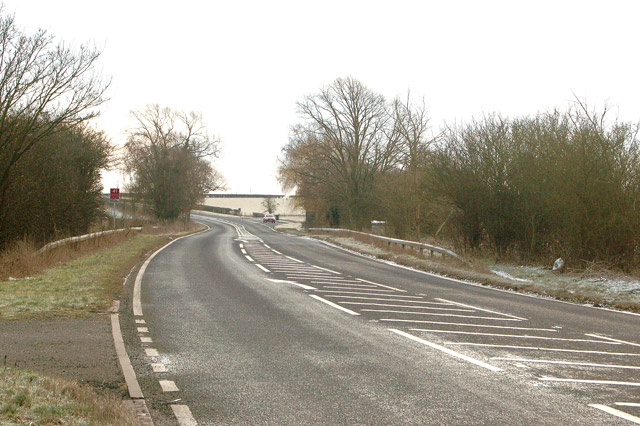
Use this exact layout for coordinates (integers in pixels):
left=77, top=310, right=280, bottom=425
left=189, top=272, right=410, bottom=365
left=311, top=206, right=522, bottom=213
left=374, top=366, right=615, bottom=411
left=151, top=363, right=168, bottom=373
left=244, top=255, right=254, bottom=262
left=137, top=327, right=149, bottom=333
left=160, top=380, right=179, bottom=392
left=145, top=348, right=159, bottom=357
left=171, top=404, right=198, bottom=426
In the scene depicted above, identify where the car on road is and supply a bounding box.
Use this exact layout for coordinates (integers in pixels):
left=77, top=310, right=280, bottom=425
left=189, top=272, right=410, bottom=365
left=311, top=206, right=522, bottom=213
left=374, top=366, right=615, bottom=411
left=263, top=214, right=276, bottom=223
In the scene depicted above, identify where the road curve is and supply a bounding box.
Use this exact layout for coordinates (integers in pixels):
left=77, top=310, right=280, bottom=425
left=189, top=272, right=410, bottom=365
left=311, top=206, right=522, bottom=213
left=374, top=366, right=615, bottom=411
left=119, top=212, right=640, bottom=425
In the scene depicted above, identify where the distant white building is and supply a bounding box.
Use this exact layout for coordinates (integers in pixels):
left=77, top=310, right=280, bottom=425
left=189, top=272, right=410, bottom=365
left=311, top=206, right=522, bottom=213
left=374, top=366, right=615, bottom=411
left=201, top=194, right=305, bottom=217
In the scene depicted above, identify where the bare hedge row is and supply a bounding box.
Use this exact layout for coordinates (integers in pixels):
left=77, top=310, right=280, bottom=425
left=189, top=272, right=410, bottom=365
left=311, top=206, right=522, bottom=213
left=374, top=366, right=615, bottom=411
left=280, top=78, right=640, bottom=270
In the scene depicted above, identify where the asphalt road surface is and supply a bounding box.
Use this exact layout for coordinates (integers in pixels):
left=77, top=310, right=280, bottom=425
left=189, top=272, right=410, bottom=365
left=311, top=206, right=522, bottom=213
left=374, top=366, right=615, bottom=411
left=121, top=211, right=640, bottom=425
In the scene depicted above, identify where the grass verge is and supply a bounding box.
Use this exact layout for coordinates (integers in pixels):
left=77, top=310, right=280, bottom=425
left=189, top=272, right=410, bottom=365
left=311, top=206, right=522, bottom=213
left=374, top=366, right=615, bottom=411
left=0, top=367, right=138, bottom=426
left=0, top=222, right=205, bottom=320
left=310, top=231, right=640, bottom=313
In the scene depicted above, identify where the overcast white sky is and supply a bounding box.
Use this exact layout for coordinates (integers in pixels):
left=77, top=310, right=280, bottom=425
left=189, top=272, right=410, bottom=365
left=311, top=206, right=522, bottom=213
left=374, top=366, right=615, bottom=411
left=4, top=0, right=639, bottom=194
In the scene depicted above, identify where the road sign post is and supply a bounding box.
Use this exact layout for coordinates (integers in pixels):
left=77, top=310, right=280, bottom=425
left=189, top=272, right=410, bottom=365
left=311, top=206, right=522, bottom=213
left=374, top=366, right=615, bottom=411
left=110, top=188, right=120, bottom=228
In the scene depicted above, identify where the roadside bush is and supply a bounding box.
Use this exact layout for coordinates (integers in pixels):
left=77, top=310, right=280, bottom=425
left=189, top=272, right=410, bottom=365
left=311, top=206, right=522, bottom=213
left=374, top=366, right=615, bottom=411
left=431, top=105, right=640, bottom=270
left=0, top=124, right=111, bottom=248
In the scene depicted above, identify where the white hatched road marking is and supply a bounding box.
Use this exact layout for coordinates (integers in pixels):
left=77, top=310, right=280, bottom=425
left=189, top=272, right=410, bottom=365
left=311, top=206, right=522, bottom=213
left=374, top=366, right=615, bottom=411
left=171, top=404, right=198, bottom=426
left=589, top=405, right=640, bottom=425
left=364, top=311, right=522, bottom=321
left=322, top=284, right=380, bottom=289
left=267, top=279, right=316, bottom=290
left=357, top=278, right=407, bottom=293
left=310, top=295, right=360, bottom=316
left=445, top=343, right=640, bottom=356
left=255, top=264, right=270, bottom=273
left=320, top=292, right=424, bottom=299
left=435, top=298, right=527, bottom=321
left=317, top=288, right=397, bottom=294
left=491, top=358, right=640, bottom=370
left=541, top=377, right=640, bottom=386
left=379, top=319, right=558, bottom=332
left=232, top=216, right=640, bottom=425
left=586, top=334, right=640, bottom=348
left=389, top=329, right=502, bottom=372
left=312, top=265, right=341, bottom=274
left=409, top=329, right=620, bottom=343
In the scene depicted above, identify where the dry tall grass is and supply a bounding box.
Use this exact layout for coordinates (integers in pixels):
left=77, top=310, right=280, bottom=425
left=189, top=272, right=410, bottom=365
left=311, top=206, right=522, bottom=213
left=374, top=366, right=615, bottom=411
left=0, top=367, right=139, bottom=426
left=0, top=220, right=202, bottom=281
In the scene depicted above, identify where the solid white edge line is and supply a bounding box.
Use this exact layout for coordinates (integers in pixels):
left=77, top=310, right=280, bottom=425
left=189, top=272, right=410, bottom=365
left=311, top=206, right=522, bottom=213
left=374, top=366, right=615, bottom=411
left=256, top=264, right=270, bottom=273
left=435, top=298, right=527, bottom=321
left=171, top=404, right=198, bottom=426
left=267, top=279, right=316, bottom=290
left=389, top=329, right=502, bottom=372
left=133, top=224, right=210, bottom=316
left=588, top=404, right=640, bottom=424
left=615, top=403, right=640, bottom=407
left=585, top=334, right=640, bottom=348
left=310, top=295, right=360, bottom=315
left=540, top=377, right=640, bottom=386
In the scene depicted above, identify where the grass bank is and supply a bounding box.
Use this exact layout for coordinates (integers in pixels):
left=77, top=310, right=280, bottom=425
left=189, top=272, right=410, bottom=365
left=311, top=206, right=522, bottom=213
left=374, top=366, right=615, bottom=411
left=310, top=231, right=640, bottom=313
left=0, top=367, right=138, bottom=426
left=0, top=223, right=204, bottom=320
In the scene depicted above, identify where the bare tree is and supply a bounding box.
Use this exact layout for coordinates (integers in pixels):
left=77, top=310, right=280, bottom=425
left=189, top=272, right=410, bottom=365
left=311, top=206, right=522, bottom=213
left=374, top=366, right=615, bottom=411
left=124, top=105, right=225, bottom=219
left=0, top=9, right=109, bottom=235
left=384, top=94, right=438, bottom=237
left=291, top=77, right=400, bottom=229
left=262, top=197, right=278, bottom=214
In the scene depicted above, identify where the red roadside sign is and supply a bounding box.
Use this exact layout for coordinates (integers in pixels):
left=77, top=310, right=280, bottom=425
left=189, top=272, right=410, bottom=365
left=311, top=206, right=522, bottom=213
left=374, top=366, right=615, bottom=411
left=110, top=188, right=120, bottom=202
